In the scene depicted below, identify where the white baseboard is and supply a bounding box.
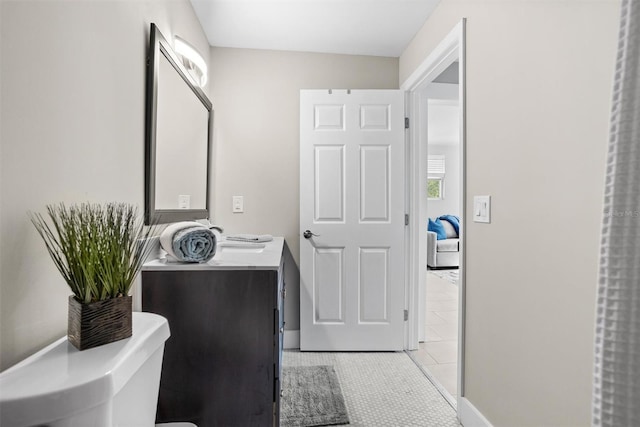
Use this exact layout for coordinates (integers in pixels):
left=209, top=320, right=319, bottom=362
left=284, top=330, right=300, bottom=349
left=458, top=397, right=493, bottom=427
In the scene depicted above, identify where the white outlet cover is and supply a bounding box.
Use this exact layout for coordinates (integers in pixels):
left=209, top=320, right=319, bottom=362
left=473, top=195, right=491, bottom=223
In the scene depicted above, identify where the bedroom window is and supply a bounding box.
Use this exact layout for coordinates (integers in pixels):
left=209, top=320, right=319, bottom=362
left=427, top=178, right=443, bottom=199
left=427, top=155, right=445, bottom=200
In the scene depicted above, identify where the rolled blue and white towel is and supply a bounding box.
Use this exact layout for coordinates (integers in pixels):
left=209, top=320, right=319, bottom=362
left=160, top=221, right=217, bottom=263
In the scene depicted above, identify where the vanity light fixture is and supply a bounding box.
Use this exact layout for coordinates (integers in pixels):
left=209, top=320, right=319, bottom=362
left=174, top=35, right=208, bottom=87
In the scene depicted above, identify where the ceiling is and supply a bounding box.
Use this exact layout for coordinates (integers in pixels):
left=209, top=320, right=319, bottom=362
left=190, top=0, right=441, bottom=57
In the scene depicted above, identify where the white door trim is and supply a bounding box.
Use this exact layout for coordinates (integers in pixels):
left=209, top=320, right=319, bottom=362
left=458, top=397, right=494, bottom=427
left=401, top=18, right=467, bottom=409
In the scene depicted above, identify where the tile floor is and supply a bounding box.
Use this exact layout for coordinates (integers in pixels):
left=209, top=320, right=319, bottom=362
left=410, top=271, right=459, bottom=403
left=282, top=350, right=460, bottom=426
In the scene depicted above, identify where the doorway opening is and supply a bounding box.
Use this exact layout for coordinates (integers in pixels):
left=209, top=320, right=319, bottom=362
left=402, top=20, right=466, bottom=410
left=417, top=78, right=461, bottom=406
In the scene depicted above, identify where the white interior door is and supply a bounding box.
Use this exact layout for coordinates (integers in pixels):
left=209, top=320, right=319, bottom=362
left=299, top=89, right=405, bottom=351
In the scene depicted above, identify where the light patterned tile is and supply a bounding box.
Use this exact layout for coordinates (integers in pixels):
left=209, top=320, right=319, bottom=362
left=427, top=300, right=459, bottom=311
left=425, top=291, right=457, bottom=302
left=427, top=363, right=458, bottom=397
left=422, top=340, right=458, bottom=364
left=430, top=322, right=458, bottom=341
left=423, top=271, right=459, bottom=405
left=427, top=276, right=458, bottom=295
left=425, top=311, right=447, bottom=326
left=426, top=282, right=452, bottom=293
left=424, top=326, right=444, bottom=342
left=282, top=351, right=460, bottom=426
left=411, top=348, right=438, bottom=366
left=427, top=272, right=452, bottom=284
left=434, top=310, right=459, bottom=324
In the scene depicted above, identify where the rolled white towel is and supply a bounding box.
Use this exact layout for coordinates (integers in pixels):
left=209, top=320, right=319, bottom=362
left=160, top=221, right=217, bottom=263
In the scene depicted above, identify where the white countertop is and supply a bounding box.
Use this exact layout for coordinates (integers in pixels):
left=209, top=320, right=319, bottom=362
left=142, top=236, right=284, bottom=271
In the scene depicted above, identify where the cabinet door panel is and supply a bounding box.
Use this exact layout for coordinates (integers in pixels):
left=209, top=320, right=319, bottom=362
left=142, top=269, right=279, bottom=427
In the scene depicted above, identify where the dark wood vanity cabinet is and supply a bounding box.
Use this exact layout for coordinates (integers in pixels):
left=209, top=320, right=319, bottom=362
left=141, top=251, right=285, bottom=427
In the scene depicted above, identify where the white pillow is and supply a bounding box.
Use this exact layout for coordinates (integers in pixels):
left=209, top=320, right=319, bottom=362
left=440, top=219, right=457, bottom=238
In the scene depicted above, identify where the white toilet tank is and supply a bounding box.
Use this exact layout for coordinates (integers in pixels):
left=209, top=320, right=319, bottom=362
left=0, top=312, right=170, bottom=427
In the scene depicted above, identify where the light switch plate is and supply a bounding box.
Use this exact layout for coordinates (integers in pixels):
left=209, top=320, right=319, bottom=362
left=473, top=195, right=491, bottom=223
left=232, top=196, right=244, bottom=213
left=178, top=194, right=190, bottom=209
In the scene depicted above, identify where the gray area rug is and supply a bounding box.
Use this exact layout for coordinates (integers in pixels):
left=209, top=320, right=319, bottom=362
left=428, top=269, right=459, bottom=285
left=281, top=365, right=350, bottom=427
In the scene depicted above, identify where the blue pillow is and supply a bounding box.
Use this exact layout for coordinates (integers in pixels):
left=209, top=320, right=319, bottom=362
left=428, top=218, right=447, bottom=240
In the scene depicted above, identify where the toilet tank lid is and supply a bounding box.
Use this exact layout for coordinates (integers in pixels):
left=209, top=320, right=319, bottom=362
left=0, top=312, right=170, bottom=426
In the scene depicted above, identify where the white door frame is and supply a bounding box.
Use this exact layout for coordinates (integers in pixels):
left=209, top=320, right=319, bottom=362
left=401, top=19, right=467, bottom=401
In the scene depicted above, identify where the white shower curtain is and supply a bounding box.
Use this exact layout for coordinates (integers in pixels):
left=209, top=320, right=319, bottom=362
left=593, top=0, right=640, bottom=426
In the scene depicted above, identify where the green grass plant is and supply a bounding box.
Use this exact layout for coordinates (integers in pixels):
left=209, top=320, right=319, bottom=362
left=30, top=203, right=156, bottom=304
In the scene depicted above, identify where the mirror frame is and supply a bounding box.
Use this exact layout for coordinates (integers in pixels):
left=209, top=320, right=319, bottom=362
left=145, top=23, right=213, bottom=225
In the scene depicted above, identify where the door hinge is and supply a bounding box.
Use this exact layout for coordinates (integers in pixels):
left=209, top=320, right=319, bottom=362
left=404, top=309, right=409, bottom=321
left=405, top=214, right=409, bottom=226
left=405, top=117, right=410, bottom=129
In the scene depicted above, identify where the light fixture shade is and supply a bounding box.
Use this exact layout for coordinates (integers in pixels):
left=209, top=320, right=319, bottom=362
left=174, top=36, right=208, bottom=87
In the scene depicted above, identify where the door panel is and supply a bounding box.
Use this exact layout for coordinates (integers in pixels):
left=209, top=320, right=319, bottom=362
left=359, top=247, right=390, bottom=323
left=300, top=89, right=404, bottom=351
left=360, top=146, right=390, bottom=222
left=313, top=247, right=345, bottom=323
left=314, top=104, right=345, bottom=130
left=314, top=146, right=345, bottom=222
left=360, top=104, right=390, bottom=130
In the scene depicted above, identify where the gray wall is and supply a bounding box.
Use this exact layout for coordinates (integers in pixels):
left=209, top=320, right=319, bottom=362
left=0, top=3, right=399, bottom=367
left=208, top=46, right=399, bottom=332
left=0, top=0, right=210, bottom=371
left=401, top=1, right=620, bottom=425
left=2, top=3, right=617, bottom=422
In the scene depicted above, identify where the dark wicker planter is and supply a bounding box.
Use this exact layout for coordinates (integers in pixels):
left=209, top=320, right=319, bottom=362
left=68, top=295, right=132, bottom=351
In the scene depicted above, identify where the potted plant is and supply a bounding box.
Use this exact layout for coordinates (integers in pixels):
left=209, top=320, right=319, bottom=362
left=30, top=202, right=156, bottom=350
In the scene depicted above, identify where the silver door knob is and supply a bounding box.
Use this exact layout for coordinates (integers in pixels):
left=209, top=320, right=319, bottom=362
left=303, top=230, right=319, bottom=239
